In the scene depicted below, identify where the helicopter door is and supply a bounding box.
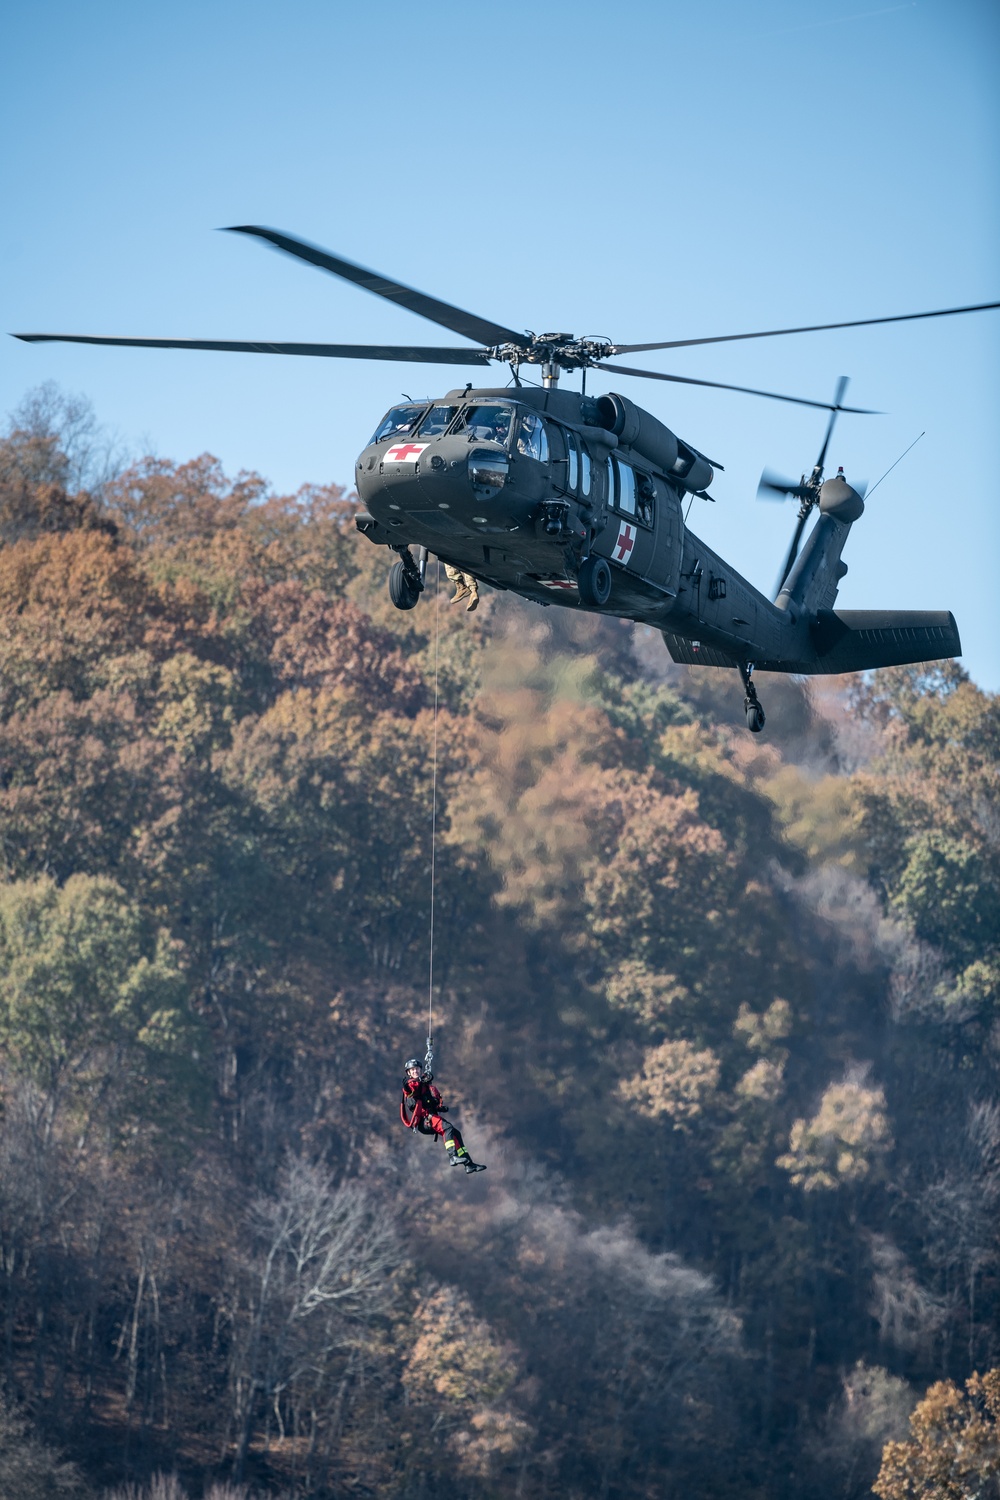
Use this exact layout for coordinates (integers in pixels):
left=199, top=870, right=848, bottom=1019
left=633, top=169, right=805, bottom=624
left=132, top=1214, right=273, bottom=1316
left=513, top=410, right=551, bottom=503
left=645, top=481, right=683, bottom=596
left=592, top=456, right=655, bottom=576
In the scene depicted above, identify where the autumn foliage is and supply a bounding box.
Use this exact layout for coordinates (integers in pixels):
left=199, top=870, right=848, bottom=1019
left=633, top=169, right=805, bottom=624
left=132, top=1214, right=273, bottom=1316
left=0, top=390, right=997, bottom=1498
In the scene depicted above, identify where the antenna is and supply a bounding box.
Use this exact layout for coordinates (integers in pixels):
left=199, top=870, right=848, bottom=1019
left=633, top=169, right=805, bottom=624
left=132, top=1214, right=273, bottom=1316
left=865, top=432, right=925, bottom=499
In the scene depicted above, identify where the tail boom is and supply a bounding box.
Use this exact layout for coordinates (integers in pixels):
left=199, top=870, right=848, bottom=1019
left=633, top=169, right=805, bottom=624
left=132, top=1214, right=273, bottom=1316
left=661, top=608, right=961, bottom=675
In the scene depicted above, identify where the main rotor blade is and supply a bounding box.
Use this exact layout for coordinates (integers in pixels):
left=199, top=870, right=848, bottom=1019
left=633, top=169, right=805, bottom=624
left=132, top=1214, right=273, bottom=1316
left=13, top=333, right=493, bottom=364
left=225, top=226, right=528, bottom=350
left=815, top=375, right=849, bottom=473
left=775, top=510, right=812, bottom=597
left=612, top=300, right=1000, bottom=355
left=595, top=362, right=878, bottom=413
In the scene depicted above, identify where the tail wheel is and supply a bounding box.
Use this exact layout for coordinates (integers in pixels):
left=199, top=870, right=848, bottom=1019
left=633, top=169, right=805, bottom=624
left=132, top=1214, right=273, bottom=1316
left=577, top=555, right=612, bottom=607
left=389, top=559, right=420, bottom=610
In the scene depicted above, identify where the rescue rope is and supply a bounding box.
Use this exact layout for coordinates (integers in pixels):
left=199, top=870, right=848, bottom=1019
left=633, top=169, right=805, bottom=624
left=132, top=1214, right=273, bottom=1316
left=425, top=557, right=441, bottom=1077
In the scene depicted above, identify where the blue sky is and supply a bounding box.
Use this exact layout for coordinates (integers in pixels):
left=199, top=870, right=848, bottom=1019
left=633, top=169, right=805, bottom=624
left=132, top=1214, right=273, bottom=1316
left=3, top=0, right=997, bottom=688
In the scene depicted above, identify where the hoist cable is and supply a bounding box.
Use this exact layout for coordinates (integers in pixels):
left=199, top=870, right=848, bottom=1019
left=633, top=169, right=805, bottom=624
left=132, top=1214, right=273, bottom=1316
left=425, top=558, right=441, bottom=1074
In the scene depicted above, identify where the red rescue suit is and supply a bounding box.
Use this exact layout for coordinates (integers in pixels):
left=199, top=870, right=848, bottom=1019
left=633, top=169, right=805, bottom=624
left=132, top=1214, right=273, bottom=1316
left=400, top=1075, right=466, bottom=1153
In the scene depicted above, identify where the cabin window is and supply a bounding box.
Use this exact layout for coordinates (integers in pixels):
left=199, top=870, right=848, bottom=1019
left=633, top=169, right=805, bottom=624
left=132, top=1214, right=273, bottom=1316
left=566, top=431, right=579, bottom=491
left=455, top=403, right=515, bottom=446
left=616, top=458, right=637, bottom=516
left=580, top=444, right=592, bottom=498
left=418, top=404, right=458, bottom=436
left=516, top=411, right=550, bottom=462
left=370, top=404, right=427, bottom=444
left=635, top=471, right=655, bottom=527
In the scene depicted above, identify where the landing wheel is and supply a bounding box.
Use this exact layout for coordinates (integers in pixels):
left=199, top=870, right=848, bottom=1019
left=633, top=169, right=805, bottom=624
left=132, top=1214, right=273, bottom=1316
left=389, top=559, right=420, bottom=610
left=738, top=661, right=766, bottom=735
left=577, top=555, right=612, bottom=607
left=746, top=703, right=766, bottom=734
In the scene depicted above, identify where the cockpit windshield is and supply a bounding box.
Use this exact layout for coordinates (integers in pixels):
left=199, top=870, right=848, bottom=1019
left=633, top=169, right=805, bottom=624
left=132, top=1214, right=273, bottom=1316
left=454, top=403, right=515, bottom=446
left=417, top=404, right=459, bottom=436
left=369, top=404, right=428, bottom=444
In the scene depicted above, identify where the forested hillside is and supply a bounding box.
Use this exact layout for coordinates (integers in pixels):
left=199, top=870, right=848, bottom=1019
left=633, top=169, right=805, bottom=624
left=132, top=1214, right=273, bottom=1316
left=0, top=390, right=997, bottom=1499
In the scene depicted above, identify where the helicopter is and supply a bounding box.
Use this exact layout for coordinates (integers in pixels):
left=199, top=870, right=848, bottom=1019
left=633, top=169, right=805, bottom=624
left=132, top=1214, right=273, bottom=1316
left=15, top=226, right=998, bottom=732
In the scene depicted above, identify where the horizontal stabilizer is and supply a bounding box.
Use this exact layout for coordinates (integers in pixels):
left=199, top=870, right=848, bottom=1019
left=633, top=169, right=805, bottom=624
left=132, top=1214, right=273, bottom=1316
left=660, top=632, right=738, bottom=669
left=660, top=610, right=961, bottom=677
left=809, top=609, right=961, bottom=674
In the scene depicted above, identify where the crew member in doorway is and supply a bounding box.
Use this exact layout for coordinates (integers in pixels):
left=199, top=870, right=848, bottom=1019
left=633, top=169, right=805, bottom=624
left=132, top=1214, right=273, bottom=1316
left=400, top=1059, right=486, bottom=1174
left=444, top=564, right=479, bottom=611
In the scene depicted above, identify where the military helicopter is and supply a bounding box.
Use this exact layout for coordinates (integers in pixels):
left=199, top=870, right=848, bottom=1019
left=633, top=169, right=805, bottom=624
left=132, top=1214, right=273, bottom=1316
left=16, top=227, right=998, bottom=732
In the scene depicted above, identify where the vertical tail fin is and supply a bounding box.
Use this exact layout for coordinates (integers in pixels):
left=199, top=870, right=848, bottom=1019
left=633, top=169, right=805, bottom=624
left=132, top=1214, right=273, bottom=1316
left=776, top=475, right=865, bottom=617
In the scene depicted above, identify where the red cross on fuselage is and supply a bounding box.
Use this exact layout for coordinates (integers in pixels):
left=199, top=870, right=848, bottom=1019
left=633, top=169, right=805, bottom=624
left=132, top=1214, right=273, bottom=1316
left=388, top=442, right=425, bottom=461
left=612, top=523, right=636, bottom=562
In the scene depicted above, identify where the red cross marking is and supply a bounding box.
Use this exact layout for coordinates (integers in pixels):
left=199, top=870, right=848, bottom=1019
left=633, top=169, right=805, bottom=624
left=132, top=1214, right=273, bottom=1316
left=612, top=521, right=636, bottom=563
left=386, top=442, right=427, bottom=462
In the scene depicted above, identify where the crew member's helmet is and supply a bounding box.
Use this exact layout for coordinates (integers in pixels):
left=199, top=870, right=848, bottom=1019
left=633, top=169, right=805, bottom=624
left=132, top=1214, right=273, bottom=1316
left=404, top=1058, right=422, bottom=1074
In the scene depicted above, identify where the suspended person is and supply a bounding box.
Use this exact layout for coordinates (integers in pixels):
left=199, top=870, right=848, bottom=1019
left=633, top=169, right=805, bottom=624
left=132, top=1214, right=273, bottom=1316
left=444, top=564, right=479, bottom=611
left=400, top=1059, right=486, bottom=1173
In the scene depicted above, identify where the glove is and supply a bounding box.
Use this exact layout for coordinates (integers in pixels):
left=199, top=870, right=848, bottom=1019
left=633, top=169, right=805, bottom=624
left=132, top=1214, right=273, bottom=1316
left=437, top=1103, right=449, bottom=1112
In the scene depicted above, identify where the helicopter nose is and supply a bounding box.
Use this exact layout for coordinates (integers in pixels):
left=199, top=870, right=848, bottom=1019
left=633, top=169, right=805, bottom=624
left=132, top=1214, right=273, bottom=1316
left=356, top=433, right=505, bottom=527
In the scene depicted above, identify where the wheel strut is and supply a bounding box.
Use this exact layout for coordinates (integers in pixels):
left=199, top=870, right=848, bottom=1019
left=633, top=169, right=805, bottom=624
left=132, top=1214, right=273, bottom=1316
left=739, top=662, right=766, bottom=734
left=392, top=544, right=424, bottom=594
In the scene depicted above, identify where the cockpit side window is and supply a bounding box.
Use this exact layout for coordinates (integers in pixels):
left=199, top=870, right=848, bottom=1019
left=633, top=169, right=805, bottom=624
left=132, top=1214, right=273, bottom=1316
left=417, top=404, right=458, bottom=436
left=370, top=404, right=428, bottom=444
left=516, top=411, right=550, bottom=462
left=455, top=403, right=514, bottom=446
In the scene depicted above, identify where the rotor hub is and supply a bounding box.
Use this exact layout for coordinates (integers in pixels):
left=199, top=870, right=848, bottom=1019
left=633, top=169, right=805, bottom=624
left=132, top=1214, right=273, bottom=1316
left=490, top=335, right=615, bottom=375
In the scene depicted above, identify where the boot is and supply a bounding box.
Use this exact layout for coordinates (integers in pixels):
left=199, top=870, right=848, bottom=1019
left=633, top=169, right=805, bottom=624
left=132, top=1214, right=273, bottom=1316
left=466, top=591, right=479, bottom=612
left=446, top=1145, right=463, bottom=1166
left=449, top=587, right=469, bottom=605
left=464, top=1159, right=487, bottom=1174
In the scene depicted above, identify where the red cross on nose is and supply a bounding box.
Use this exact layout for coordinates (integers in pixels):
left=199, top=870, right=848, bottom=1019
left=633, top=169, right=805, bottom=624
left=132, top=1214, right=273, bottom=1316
left=387, top=442, right=425, bottom=461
